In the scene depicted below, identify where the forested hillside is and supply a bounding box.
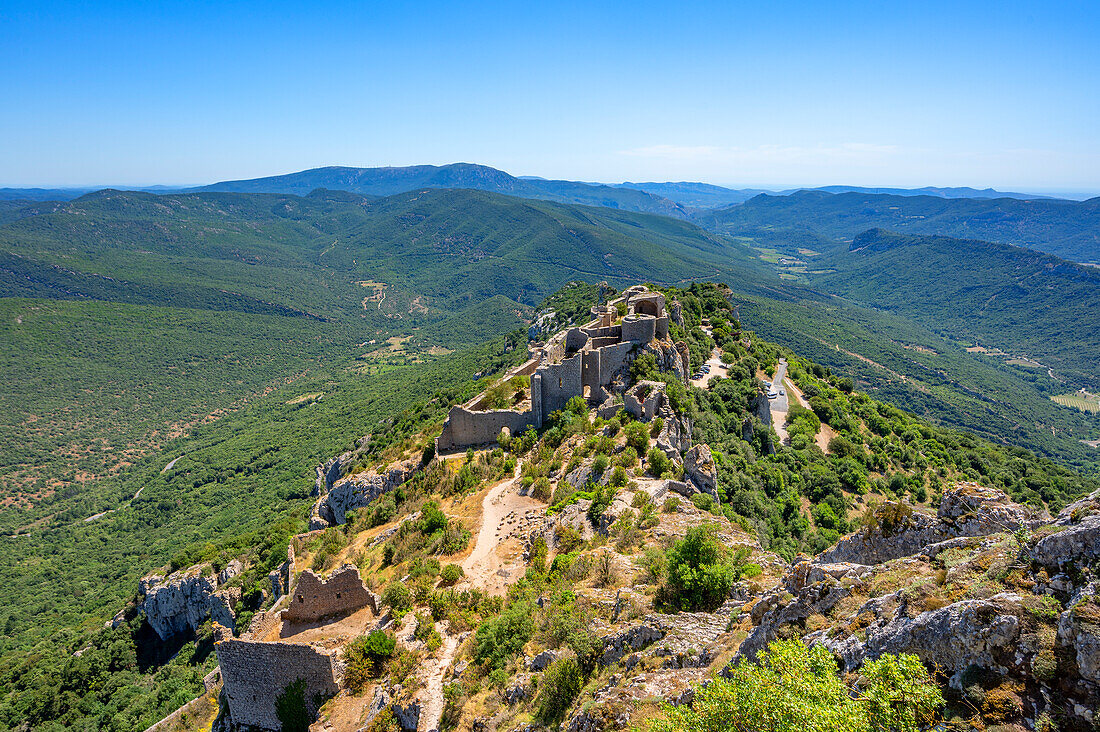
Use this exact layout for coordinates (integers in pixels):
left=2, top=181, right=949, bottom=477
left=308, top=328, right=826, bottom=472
left=699, top=190, right=1100, bottom=263
left=812, top=229, right=1100, bottom=386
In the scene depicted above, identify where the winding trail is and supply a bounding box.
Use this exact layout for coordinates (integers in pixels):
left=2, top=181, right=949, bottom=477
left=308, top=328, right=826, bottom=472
left=418, top=626, right=459, bottom=732
left=418, top=463, right=541, bottom=731
left=461, top=463, right=542, bottom=595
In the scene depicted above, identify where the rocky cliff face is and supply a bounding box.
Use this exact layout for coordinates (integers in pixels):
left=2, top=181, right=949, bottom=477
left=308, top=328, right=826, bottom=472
left=309, top=458, right=419, bottom=528
left=732, top=486, right=1100, bottom=729
left=139, top=563, right=242, bottom=641
left=816, top=482, right=1041, bottom=566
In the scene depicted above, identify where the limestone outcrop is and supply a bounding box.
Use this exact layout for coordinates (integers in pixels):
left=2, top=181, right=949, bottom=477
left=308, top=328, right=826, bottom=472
left=683, top=444, right=718, bottom=500
left=310, top=459, right=418, bottom=528
left=1033, top=514, right=1100, bottom=568
left=139, top=567, right=240, bottom=641
left=815, top=483, right=1040, bottom=566
left=727, top=484, right=1099, bottom=727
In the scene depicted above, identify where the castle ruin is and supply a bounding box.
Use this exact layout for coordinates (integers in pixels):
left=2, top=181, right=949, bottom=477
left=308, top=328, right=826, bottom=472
left=436, top=286, right=688, bottom=453
left=284, top=564, right=378, bottom=623
left=213, top=624, right=341, bottom=731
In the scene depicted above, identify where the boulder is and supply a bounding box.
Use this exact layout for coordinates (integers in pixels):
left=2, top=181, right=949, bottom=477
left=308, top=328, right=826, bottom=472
left=218, top=559, right=243, bottom=585
left=598, top=620, right=665, bottom=666
left=391, top=700, right=420, bottom=732
left=501, top=674, right=534, bottom=704
left=529, top=649, right=562, bottom=672
left=1058, top=583, right=1100, bottom=685
left=683, top=444, right=718, bottom=500
left=1032, top=514, right=1100, bottom=569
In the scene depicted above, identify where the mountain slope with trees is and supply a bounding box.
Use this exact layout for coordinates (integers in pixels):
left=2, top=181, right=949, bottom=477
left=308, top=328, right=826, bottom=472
left=195, top=164, right=691, bottom=219
left=811, top=228, right=1100, bottom=387
left=699, top=190, right=1100, bottom=263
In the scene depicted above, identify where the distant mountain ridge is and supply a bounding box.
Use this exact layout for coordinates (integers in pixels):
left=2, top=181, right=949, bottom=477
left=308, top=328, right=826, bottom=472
left=791, top=185, right=1059, bottom=200
left=193, top=163, right=692, bottom=219
left=812, top=227, right=1100, bottom=385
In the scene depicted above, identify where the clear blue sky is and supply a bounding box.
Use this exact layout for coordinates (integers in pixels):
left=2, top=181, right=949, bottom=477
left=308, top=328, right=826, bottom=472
left=2, top=0, right=1098, bottom=193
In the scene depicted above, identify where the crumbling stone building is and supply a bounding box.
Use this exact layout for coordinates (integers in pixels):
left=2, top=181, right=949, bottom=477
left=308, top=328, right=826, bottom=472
left=284, top=565, right=378, bottom=623
left=436, top=286, right=688, bottom=452
left=213, top=624, right=341, bottom=731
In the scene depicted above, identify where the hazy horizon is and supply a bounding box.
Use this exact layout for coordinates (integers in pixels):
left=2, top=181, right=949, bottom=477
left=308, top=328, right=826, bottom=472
left=3, top=163, right=1097, bottom=201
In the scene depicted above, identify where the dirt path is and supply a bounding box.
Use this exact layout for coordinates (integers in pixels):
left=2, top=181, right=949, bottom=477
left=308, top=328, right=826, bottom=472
left=418, top=624, right=459, bottom=732
left=414, top=464, right=544, bottom=729
left=460, top=465, right=544, bottom=596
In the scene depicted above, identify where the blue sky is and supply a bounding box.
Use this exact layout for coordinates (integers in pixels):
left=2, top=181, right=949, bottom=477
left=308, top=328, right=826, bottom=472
left=2, top=0, right=1098, bottom=193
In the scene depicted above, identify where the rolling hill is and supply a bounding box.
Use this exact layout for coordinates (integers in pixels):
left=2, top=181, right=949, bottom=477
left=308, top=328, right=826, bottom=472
left=0, top=186, right=775, bottom=516
left=195, top=163, right=692, bottom=219
left=810, top=228, right=1100, bottom=387
left=699, top=189, right=1100, bottom=263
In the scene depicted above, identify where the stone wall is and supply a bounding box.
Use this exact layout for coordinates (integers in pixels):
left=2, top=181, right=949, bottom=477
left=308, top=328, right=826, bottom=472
left=435, top=405, right=536, bottom=452
left=284, top=565, right=375, bottom=623
left=621, top=314, right=657, bottom=344
left=537, top=350, right=584, bottom=417
left=214, top=626, right=340, bottom=732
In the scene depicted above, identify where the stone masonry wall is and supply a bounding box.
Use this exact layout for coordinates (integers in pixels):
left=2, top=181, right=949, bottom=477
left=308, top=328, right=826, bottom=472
left=538, top=350, right=584, bottom=417
left=284, top=565, right=375, bottom=623
left=215, top=626, right=340, bottom=731
left=435, top=405, right=536, bottom=452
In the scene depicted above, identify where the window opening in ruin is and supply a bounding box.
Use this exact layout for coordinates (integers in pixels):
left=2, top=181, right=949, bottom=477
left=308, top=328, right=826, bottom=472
left=297, top=595, right=303, bottom=603
left=336, top=593, right=341, bottom=599
left=558, top=377, right=562, bottom=388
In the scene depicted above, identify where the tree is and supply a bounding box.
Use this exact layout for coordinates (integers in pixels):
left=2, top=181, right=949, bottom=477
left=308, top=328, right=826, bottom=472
left=649, top=639, right=942, bottom=732
left=659, top=524, right=734, bottom=611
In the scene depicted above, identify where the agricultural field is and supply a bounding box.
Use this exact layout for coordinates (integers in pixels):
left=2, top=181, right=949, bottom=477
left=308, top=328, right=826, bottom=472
left=1052, top=390, right=1100, bottom=413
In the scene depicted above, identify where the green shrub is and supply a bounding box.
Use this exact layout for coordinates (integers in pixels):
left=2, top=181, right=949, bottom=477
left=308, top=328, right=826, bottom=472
left=647, top=447, right=672, bottom=477
left=439, top=564, right=464, bottom=585
left=474, top=602, right=534, bottom=669
left=382, top=581, right=413, bottom=616
left=691, top=493, right=714, bottom=512
left=535, top=657, right=583, bottom=725
left=625, top=421, right=650, bottom=453
left=420, top=501, right=449, bottom=534
left=649, top=639, right=942, bottom=732
left=344, top=630, right=397, bottom=691
left=659, top=524, right=733, bottom=611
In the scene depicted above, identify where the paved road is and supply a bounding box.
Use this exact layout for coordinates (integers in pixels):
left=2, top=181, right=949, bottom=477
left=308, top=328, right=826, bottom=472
left=769, top=359, right=789, bottom=412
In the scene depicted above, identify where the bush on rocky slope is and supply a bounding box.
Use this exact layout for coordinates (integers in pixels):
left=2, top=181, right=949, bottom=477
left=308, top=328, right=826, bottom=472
left=650, top=639, right=942, bottom=732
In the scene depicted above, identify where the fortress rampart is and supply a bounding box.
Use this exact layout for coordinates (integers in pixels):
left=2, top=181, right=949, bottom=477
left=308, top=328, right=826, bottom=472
left=214, top=625, right=340, bottom=731
left=284, top=565, right=376, bottom=623
left=436, top=287, right=684, bottom=453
